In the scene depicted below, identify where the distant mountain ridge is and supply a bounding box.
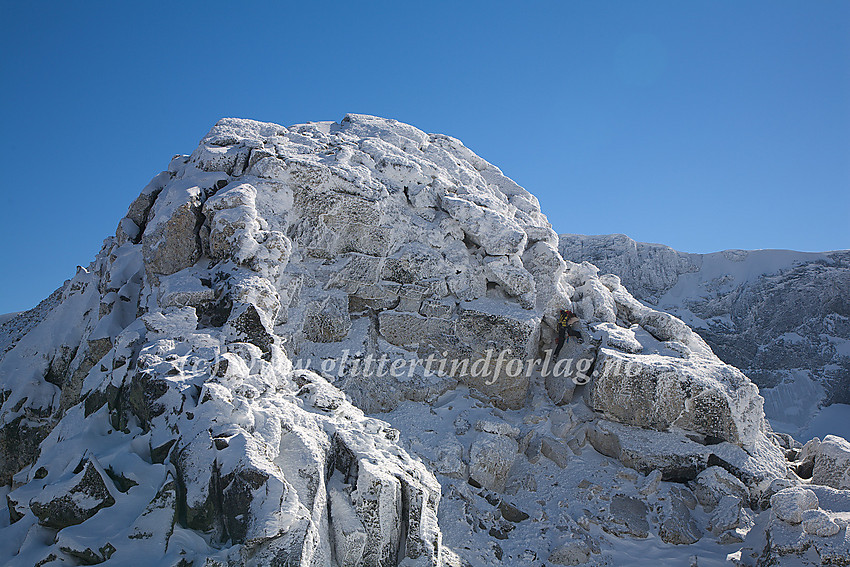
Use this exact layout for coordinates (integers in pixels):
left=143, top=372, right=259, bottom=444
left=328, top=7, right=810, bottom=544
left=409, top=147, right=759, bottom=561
left=559, top=233, right=850, bottom=431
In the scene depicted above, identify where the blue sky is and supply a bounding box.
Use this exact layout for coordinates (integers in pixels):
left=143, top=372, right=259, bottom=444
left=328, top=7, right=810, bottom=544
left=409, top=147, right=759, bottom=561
left=0, top=1, right=848, bottom=314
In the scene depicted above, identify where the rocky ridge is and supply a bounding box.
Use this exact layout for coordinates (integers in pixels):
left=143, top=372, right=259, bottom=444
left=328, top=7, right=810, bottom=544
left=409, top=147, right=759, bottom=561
left=559, top=233, right=850, bottom=427
left=0, top=115, right=847, bottom=566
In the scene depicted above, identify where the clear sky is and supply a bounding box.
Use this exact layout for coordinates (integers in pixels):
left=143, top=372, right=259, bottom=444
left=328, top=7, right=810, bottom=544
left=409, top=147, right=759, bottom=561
left=0, top=1, right=848, bottom=314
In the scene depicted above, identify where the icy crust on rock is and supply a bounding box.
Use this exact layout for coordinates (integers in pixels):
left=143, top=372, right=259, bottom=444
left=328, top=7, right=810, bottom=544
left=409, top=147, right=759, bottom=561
left=1, top=114, right=840, bottom=565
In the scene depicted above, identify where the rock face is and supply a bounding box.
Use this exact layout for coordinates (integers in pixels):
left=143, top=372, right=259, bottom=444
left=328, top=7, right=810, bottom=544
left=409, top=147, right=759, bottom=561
left=559, top=233, right=850, bottom=416
left=1, top=115, right=845, bottom=566
left=256, top=114, right=567, bottom=411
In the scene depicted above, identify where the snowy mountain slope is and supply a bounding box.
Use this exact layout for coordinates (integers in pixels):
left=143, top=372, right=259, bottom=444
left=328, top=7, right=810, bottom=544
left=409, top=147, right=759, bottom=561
left=0, top=116, right=847, bottom=566
left=0, top=287, right=64, bottom=362
left=559, top=234, right=850, bottom=436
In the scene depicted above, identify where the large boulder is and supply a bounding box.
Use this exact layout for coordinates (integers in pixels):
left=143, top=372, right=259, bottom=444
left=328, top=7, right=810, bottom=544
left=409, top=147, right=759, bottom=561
left=743, top=485, right=850, bottom=566
left=801, top=509, right=841, bottom=537
left=29, top=458, right=117, bottom=529
left=586, top=419, right=785, bottom=494
left=587, top=348, right=764, bottom=450
left=469, top=432, right=518, bottom=492
left=771, top=487, right=819, bottom=525
left=691, top=465, right=749, bottom=510
left=587, top=419, right=710, bottom=481
left=812, top=435, right=850, bottom=490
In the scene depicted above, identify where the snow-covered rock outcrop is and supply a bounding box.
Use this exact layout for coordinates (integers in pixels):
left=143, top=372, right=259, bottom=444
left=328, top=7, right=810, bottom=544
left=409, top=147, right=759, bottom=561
left=559, top=233, right=850, bottom=429
left=0, top=117, right=449, bottom=566
left=0, top=115, right=847, bottom=565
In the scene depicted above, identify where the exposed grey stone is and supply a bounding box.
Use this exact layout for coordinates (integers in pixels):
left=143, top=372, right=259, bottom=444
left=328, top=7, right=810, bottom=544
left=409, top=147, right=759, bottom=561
left=0, top=413, right=53, bottom=487
left=541, top=436, right=570, bottom=468
left=811, top=435, right=850, bottom=490
left=587, top=420, right=709, bottom=481
left=498, top=501, right=529, bottom=523
left=469, top=432, right=517, bottom=492
left=377, top=310, right=453, bottom=348
left=549, top=539, right=591, bottom=565
left=450, top=300, right=540, bottom=409
left=658, top=489, right=702, bottom=544
left=707, top=495, right=746, bottom=535
left=30, top=459, right=116, bottom=529
left=545, top=373, right=576, bottom=406
left=142, top=189, right=203, bottom=277
left=433, top=439, right=466, bottom=480
left=607, top=494, right=650, bottom=538
left=692, top=465, right=749, bottom=510
left=801, top=508, right=841, bottom=537
left=419, top=298, right=454, bottom=319
left=302, top=294, right=352, bottom=343
left=587, top=347, right=762, bottom=448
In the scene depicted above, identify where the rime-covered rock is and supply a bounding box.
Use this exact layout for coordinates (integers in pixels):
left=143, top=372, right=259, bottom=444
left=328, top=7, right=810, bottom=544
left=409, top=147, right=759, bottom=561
left=801, top=508, right=841, bottom=537
left=0, top=116, right=458, bottom=566
left=741, top=485, right=850, bottom=566
left=771, top=487, right=819, bottom=524
left=810, top=435, right=850, bottom=490
left=588, top=420, right=710, bottom=481
left=658, top=487, right=703, bottom=545
left=587, top=347, right=764, bottom=450
left=707, top=495, right=748, bottom=535
left=586, top=419, right=786, bottom=496
left=691, top=465, right=749, bottom=510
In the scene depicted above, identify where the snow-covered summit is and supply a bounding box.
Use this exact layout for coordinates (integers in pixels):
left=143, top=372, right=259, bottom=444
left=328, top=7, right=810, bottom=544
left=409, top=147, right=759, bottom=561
left=0, top=116, right=847, bottom=565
